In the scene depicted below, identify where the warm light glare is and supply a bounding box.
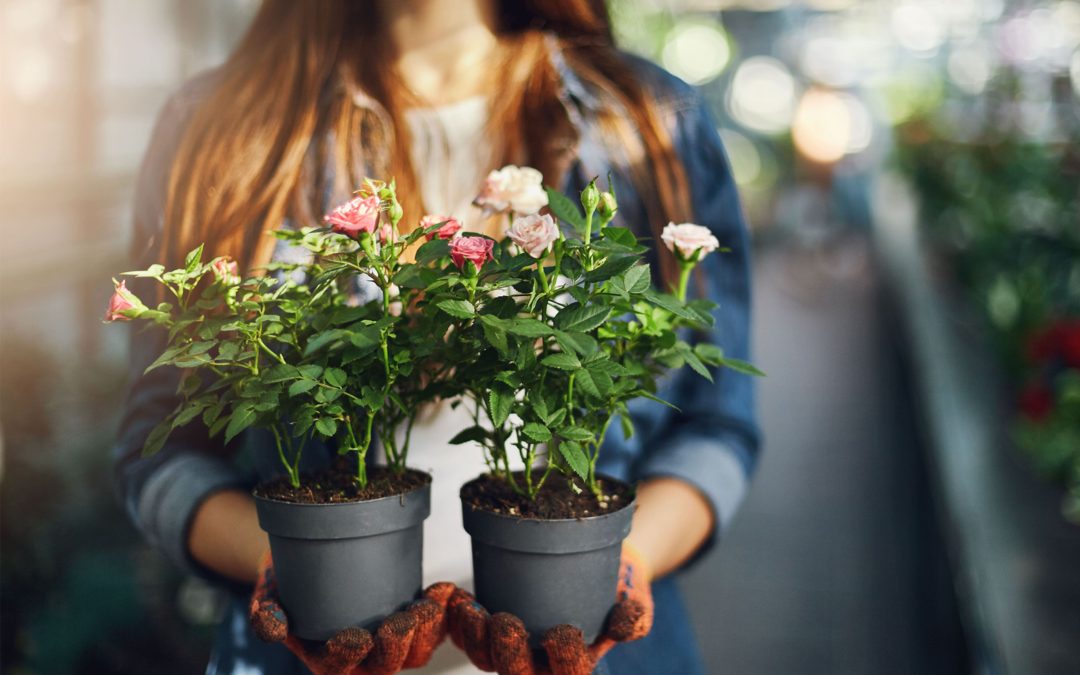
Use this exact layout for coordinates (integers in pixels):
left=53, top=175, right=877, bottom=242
left=792, top=89, right=851, bottom=164
left=661, top=21, right=731, bottom=85
left=729, top=57, right=798, bottom=135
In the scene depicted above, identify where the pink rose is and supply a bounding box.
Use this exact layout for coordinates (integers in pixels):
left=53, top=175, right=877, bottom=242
left=508, top=213, right=559, bottom=258
left=324, top=195, right=381, bottom=238
left=104, top=280, right=139, bottom=322
left=473, top=165, right=548, bottom=216
left=449, top=236, right=495, bottom=271
left=421, top=215, right=463, bottom=241
left=211, top=257, right=241, bottom=285
left=660, top=222, right=720, bottom=260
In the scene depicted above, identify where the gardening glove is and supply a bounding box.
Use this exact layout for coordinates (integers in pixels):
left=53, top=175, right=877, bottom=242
left=447, top=542, right=654, bottom=675
left=249, top=551, right=456, bottom=675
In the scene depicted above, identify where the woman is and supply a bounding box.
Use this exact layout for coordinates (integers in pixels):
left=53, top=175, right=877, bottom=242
left=113, top=1, right=759, bottom=673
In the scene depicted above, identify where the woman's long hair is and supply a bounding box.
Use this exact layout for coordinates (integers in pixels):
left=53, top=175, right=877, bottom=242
left=161, top=0, right=692, bottom=285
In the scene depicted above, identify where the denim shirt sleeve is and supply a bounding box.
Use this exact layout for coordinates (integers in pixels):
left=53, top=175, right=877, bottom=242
left=633, top=89, right=761, bottom=551
left=111, top=75, right=250, bottom=576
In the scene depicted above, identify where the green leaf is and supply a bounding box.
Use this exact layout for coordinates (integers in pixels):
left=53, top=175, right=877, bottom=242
left=560, top=425, right=594, bottom=442
left=218, top=342, right=240, bottom=361
left=415, top=238, right=450, bottom=265
left=554, top=304, right=611, bottom=333
left=323, top=367, right=347, bottom=387
left=722, top=357, right=766, bottom=377
left=521, top=423, right=552, bottom=443
left=556, top=440, right=590, bottom=480
left=619, top=413, right=635, bottom=440
left=545, top=187, right=586, bottom=231
left=144, top=346, right=185, bottom=373
left=184, top=244, right=205, bottom=272
left=173, top=401, right=205, bottom=428
left=642, top=290, right=700, bottom=322
left=449, top=426, right=488, bottom=445
left=602, top=227, right=637, bottom=247
left=585, top=255, right=637, bottom=284
left=694, top=343, right=725, bottom=365
left=516, top=342, right=537, bottom=371
left=304, top=329, right=345, bottom=356
left=507, top=318, right=553, bottom=337
left=225, top=406, right=257, bottom=444
left=541, top=352, right=581, bottom=370
left=482, top=319, right=509, bottom=354
left=682, top=348, right=713, bottom=382
left=437, top=299, right=476, bottom=319
left=288, top=379, right=317, bottom=396
left=489, top=386, right=513, bottom=427
left=575, top=368, right=600, bottom=398
left=348, top=325, right=381, bottom=350
left=178, top=373, right=201, bottom=397
left=298, top=365, right=323, bottom=379
left=554, top=330, right=597, bottom=356
left=263, top=364, right=299, bottom=383
left=315, top=417, right=338, bottom=437
left=623, top=264, right=652, bottom=294
left=142, top=420, right=172, bottom=457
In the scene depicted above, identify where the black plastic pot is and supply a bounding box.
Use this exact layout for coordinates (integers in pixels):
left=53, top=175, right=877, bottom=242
left=254, top=475, right=431, bottom=641
left=461, top=480, right=635, bottom=646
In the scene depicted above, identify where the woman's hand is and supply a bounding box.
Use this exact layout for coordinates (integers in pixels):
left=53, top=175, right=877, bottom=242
left=248, top=551, right=456, bottom=675
left=446, top=543, right=654, bottom=675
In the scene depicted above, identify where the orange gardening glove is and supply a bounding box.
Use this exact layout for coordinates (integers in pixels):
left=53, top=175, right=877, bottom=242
left=446, top=542, right=654, bottom=675
left=249, top=551, right=456, bottom=675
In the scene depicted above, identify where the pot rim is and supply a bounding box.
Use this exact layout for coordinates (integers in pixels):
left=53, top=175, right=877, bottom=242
left=252, top=468, right=432, bottom=509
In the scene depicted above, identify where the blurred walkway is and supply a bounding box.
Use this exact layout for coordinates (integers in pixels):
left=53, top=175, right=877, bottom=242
left=680, top=237, right=952, bottom=675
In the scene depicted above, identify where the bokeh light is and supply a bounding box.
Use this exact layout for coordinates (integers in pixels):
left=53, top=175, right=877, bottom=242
left=792, top=88, right=850, bottom=164
left=891, top=2, right=946, bottom=55
left=728, top=56, right=798, bottom=135
left=661, top=20, right=732, bottom=85
left=718, top=128, right=762, bottom=185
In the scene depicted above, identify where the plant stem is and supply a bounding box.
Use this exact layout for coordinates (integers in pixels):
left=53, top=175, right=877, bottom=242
left=676, top=263, right=692, bottom=303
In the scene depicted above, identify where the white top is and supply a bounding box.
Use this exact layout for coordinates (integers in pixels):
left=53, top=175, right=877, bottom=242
left=397, top=96, right=499, bottom=674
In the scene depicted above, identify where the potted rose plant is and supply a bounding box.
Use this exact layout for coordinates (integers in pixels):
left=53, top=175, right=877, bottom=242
left=106, top=181, right=456, bottom=640
left=416, top=168, right=761, bottom=643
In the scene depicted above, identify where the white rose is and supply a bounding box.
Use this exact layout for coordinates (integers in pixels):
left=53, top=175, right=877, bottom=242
left=508, top=213, right=560, bottom=258
left=660, top=222, right=720, bottom=260
left=474, top=165, right=548, bottom=215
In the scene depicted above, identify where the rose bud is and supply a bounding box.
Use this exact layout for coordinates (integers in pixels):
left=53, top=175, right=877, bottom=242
left=211, top=257, right=241, bottom=286
left=473, top=165, right=548, bottom=216
left=581, top=180, right=600, bottom=216
left=324, top=195, right=381, bottom=238
left=104, top=280, right=142, bottom=322
left=661, top=222, right=721, bottom=261
left=387, top=283, right=403, bottom=317
left=508, top=213, right=560, bottom=259
left=598, top=191, right=618, bottom=222
left=421, top=214, right=463, bottom=241
left=449, top=236, right=495, bottom=272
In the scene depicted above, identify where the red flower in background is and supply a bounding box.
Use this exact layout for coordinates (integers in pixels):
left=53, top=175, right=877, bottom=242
left=1024, top=320, right=1080, bottom=367
left=1018, top=383, right=1054, bottom=422
left=1060, top=321, right=1080, bottom=368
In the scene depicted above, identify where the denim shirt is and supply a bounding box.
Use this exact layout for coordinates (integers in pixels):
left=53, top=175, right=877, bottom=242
left=113, top=39, right=759, bottom=675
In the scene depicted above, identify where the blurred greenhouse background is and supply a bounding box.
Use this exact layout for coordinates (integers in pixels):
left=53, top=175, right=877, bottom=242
left=2, top=0, right=1078, bottom=673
